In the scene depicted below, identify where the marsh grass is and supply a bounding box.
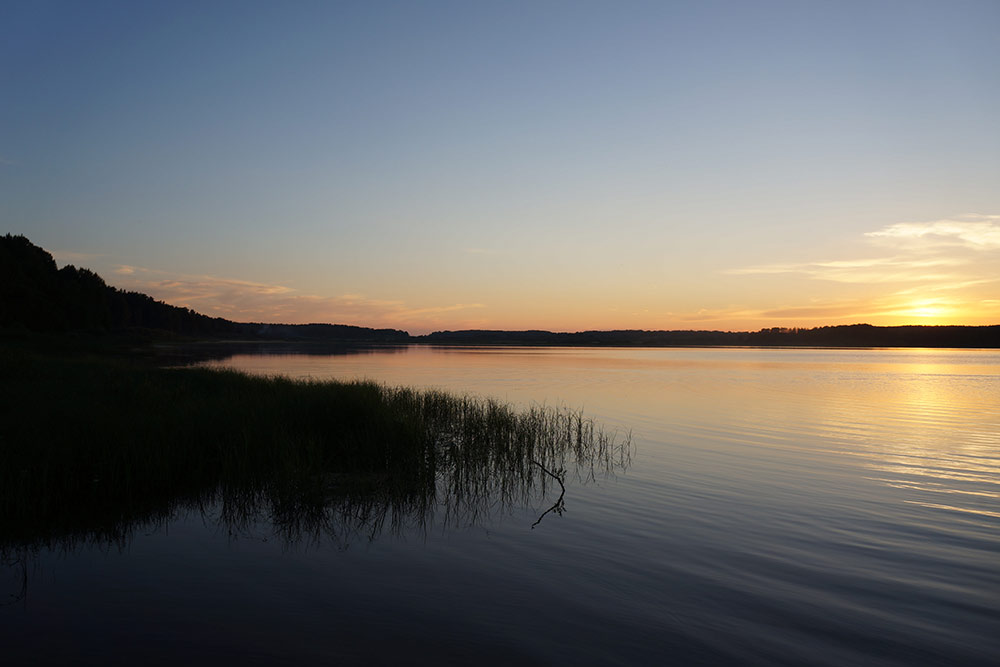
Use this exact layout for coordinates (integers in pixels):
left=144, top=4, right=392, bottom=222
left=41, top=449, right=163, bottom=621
left=0, top=348, right=630, bottom=553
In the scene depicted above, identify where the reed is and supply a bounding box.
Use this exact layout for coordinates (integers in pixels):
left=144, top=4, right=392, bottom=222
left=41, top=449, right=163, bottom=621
left=0, top=348, right=630, bottom=551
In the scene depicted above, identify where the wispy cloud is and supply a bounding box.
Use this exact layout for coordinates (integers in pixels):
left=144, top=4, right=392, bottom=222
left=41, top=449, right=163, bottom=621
left=149, top=277, right=294, bottom=301
left=676, top=307, right=768, bottom=323
left=676, top=302, right=885, bottom=324
left=731, top=214, right=1000, bottom=285
left=717, top=214, right=1000, bottom=326
left=759, top=302, right=876, bottom=319
left=865, top=215, right=1000, bottom=249
left=679, top=291, right=992, bottom=326
left=113, top=267, right=483, bottom=333
left=729, top=256, right=966, bottom=284
left=891, top=279, right=994, bottom=295
left=395, top=303, right=486, bottom=317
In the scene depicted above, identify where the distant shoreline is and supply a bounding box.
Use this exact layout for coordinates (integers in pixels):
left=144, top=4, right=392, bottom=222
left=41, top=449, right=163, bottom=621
left=155, top=324, right=999, bottom=349
left=3, top=234, right=999, bottom=350
left=164, top=338, right=1000, bottom=350
left=5, top=322, right=999, bottom=352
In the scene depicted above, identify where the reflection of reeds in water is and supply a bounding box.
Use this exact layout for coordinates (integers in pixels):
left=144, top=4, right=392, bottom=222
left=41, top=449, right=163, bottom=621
left=428, top=392, right=628, bottom=527
left=0, top=350, right=630, bottom=559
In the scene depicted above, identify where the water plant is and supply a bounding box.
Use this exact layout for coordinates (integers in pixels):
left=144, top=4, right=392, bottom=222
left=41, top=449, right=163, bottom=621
left=0, top=348, right=630, bottom=553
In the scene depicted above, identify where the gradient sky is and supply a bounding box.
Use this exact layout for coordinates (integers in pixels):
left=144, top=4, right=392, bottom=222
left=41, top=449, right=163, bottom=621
left=3, top=0, right=999, bottom=334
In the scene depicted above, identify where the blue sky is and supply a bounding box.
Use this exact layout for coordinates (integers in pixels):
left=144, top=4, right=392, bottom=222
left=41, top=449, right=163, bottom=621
left=3, top=1, right=999, bottom=332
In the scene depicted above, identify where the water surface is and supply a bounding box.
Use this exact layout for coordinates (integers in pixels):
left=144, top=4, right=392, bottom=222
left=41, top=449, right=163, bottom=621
left=4, top=346, right=998, bottom=665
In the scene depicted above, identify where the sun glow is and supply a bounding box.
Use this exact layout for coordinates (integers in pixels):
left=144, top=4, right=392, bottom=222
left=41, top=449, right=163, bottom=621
left=888, top=299, right=973, bottom=324
left=907, top=304, right=947, bottom=319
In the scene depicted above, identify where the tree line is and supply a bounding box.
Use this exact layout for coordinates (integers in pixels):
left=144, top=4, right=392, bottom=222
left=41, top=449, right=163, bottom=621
left=3, top=234, right=996, bottom=347
left=0, top=234, right=407, bottom=341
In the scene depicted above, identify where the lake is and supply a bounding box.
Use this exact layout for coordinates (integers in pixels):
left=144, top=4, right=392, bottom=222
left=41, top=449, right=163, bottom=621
left=4, top=346, right=998, bottom=665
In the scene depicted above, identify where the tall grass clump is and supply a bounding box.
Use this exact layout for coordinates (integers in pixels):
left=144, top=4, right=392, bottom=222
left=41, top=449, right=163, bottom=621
left=0, top=349, right=630, bottom=552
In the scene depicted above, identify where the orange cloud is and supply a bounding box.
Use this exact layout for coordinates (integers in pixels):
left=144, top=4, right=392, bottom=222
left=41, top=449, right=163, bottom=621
left=112, top=268, right=484, bottom=333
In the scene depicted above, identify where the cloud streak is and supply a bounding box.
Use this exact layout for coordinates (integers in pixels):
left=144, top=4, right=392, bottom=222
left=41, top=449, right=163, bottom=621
left=865, top=215, right=1000, bottom=249
left=112, top=267, right=484, bottom=333
left=718, top=214, right=1000, bottom=326
left=678, top=291, right=997, bottom=326
left=732, top=215, right=1000, bottom=285
left=729, top=256, right=966, bottom=284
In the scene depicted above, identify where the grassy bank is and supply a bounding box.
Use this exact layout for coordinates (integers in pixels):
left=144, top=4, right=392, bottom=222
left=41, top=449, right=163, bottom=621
left=0, top=347, right=629, bottom=549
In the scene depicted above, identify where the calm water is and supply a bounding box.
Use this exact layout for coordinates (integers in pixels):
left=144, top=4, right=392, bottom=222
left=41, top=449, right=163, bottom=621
left=5, top=346, right=999, bottom=665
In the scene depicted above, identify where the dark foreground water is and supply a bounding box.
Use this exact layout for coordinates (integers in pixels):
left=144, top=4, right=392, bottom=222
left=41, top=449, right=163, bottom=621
left=4, top=346, right=998, bottom=665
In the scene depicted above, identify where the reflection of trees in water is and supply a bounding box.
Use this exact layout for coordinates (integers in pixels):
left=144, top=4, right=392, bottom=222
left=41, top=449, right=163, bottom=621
left=0, top=349, right=632, bottom=599
left=149, top=342, right=409, bottom=366
left=219, top=398, right=630, bottom=547
left=1, top=388, right=630, bottom=598
left=2, top=553, right=27, bottom=607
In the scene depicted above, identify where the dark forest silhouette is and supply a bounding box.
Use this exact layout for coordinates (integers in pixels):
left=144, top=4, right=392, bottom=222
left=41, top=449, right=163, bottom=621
left=2, top=234, right=997, bottom=347
left=418, top=325, right=1000, bottom=348
left=0, top=234, right=408, bottom=342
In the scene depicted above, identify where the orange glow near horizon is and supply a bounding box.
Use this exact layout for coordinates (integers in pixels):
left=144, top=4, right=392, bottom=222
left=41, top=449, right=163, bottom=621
left=898, top=303, right=950, bottom=321
left=89, top=271, right=996, bottom=333
left=83, top=214, right=999, bottom=335
left=126, top=284, right=997, bottom=334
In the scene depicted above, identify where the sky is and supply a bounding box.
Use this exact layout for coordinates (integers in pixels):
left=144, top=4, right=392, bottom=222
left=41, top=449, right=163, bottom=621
left=3, top=0, right=999, bottom=334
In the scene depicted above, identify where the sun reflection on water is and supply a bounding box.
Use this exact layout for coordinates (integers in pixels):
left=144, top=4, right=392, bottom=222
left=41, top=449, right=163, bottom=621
left=807, top=350, right=1000, bottom=519
left=201, top=345, right=1000, bottom=523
